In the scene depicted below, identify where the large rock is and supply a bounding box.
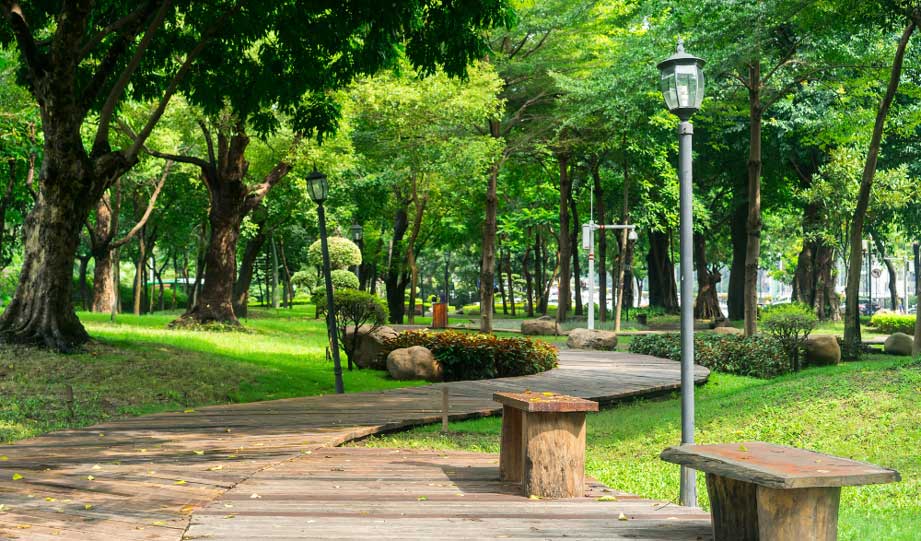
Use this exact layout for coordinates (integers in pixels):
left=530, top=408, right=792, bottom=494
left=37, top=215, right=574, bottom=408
left=386, top=346, right=443, bottom=382
left=884, top=332, right=914, bottom=356
left=566, top=328, right=618, bottom=350
left=803, top=335, right=841, bottom=366
left=713, top=326, right=743, bottom=336
left=521, top=318, right=561, bottom=336
left=344, top=325, right=398, bottom=370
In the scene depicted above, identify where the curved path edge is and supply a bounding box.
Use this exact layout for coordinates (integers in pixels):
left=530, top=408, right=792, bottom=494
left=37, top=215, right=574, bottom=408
left=0, top=351, right=708, bottom=540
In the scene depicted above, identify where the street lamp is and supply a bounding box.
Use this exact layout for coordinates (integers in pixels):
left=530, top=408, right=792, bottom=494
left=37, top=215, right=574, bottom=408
left=658, top=37, right=704, bottom=508
left=307, top=168, right=345, bottom=394
left=350, top=223, right=364, bottom=285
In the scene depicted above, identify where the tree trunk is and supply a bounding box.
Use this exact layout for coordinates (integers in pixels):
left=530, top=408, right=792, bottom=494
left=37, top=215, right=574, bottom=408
left=385, top=206, right=410, bottom=323
left=77, top=255, right=91, bottom=311
left=647, top=229, right=678, bottom=312
left=177, top=190, right=245, bottom=325
left=591, top=158, right=607, bottom=322
left=744, top=61, right=763, bottom=337
left=693, top=232, right=723, bottom=320
left=506, top=249, right=516, bottom=317
left=497, top=246, right=508, bottom=315
left=270, top=234, right=280, bottom=309
left=0, top=188, right=92, bottom=350
left=614, top=148, right=631, bottom=331
left=622, top=237, right=636, bottom=318
left=913, top=242, right=920, bottom=356
left=728, top=199, right=747, bottom=320
left=793, top=204, right=819, bottom=308
left=569, top=191, right=582, bottom=317
left=535, top=231, right=545, bottom=314
left=874, top=236, right=900, bottom=311
left=844, top=22, right=914, bottom=359
left=480, top=142, right=502, bottom=332
left=133, top=232, right=146, bottom=316
left=233, top=222, right=268, bottom=317
left=557, top=153, right=571, bottom=322
left=523, top=241, right=534, bottom=317
left=91, top=248, right=116, bottom=312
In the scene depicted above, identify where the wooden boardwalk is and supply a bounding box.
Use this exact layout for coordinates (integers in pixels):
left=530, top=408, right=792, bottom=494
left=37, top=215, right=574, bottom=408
left=187, top=447, right=712, bottom=540
left=0, top=351, right=709, bottom=540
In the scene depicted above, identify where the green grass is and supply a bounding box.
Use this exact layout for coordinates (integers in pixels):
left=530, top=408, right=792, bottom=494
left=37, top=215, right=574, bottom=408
left=0, top=306, right=426, bottom=443
left=356, top=356, right=921, bottom=541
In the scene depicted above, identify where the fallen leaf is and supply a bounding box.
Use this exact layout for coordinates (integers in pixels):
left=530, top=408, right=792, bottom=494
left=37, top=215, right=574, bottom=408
left=738, top=444, right=748, bottom=452
left=86, top=475, right=95, bottom=481
left=223, top=514, right=235, bottom=519
left=193, top=450, right=204, bottom=456
left=175, top=480, right=187, bottom=485
left=183, top=409, right=195, bottom=413
left=0, top=455, right=8, bottom=461
left=528, top=495, right=540, bottom=500
left=417, top=496, right=427, bottom=501
left=618, top=512, right=628, bottom=521
left=179, top=505, right=195, bottom=515
left=44, top=497, right=56, bottom=502
left=152, top=521, right=166, bottom=526
left=596, top=496, right=618, bottom=502
left=542, top=392, right=554, bottom=396
left=91, top=465, right=102, bottom=470
left=84, top=504, right=93, bottom=510
left=97, top=433, right=105, bottom=437
left=250, top=493, right=261, bottom=499
left=12, top=473, right=23, bottom=481
left=208, top=465, right=223, bottom=471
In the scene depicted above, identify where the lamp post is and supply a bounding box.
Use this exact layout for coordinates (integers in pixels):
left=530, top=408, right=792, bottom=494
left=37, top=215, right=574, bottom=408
left=658, top=38, right=705, bottom=508
left=350, top=223, right=363, bottom=285
left=307, top=168, right=345, bottom=394
left=583, top=223, right=638, bottom=330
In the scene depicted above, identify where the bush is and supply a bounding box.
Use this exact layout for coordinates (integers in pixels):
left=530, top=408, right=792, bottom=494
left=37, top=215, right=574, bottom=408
left=307, top=237, right=362, bottom=270
left=291, top=270, right=318, bottom=294
left=330, top=269, right=359, bottom=290
left=379, top=330, right=558, bottom=381
left=869, top=312, right=916, bottom=334
left=334, top=289, right=387, bottom=367
left=761, top=302, right=816, bottom=371
left=629, top=333, right=789, bottom=379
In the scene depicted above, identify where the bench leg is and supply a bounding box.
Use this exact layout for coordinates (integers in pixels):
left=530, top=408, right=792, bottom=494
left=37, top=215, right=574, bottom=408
left=499, top=405, right=523, bottom=482
left=756, top=485, right=840, bottom=541
left=706, top=473, right=759, bottom=541
left=522, top=411, right=586, bottom=498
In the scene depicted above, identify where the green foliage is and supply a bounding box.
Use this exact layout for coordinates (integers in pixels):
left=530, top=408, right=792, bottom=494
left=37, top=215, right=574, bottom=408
left=334, top=289, right=387, bottom=364
left=869, top=312, right=917, bottom=334
left=291, top=270, right=319, bottom=294
left=761, top=303, right=818, bottom=371
left=307, top=238, right=362, bottom=270
left=629, top=333, right=789, bottom=379
left=380, top=330, right=557, bottom=381
left=330, top=269, right=360, bottom=290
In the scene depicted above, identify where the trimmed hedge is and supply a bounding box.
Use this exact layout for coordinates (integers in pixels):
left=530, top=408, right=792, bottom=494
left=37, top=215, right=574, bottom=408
left=379, top=330, right=558, bottom=382
left=869, top=312, right=917, bottom=334
left=629, top=333, right=789, bottom=379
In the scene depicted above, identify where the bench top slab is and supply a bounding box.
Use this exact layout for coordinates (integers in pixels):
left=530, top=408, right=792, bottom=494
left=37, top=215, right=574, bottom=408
left=493, top=391, right=599, bottom=413
left=661, top=442, right=901, bottom=489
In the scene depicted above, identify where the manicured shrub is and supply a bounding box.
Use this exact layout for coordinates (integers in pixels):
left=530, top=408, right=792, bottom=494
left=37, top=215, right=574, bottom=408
left=869, top=312, right=917, bottom=334
left=760, top=302, right=817, bottom=371
left=379, top=330, right=558, bottom=381
left=330, top=269, right=359, bottom=290
left=291, top=270, right=318, bottom=294
left=334, top=289, right=387, bottom=368
left=629, top=333, right=789, bottom=379
left=307, top=237, right=362, bottom=270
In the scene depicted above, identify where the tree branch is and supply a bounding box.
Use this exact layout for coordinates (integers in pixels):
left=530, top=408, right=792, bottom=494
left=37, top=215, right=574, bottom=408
left=197, top=118, right=218, bottom=173
left=243, top=135, right=302, bottom=211
left=111, top=160, right=172, bottom=249
left=94, top=0, right=173, bottom=154
left=78, top=3, right=151, bottom=60
left=1, top=2, right=43, bottom=76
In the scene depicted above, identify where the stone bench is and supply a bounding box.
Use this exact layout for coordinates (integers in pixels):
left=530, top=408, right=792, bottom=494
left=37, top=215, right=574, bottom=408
left=661, top=441, right=901, bottom=540
left=493, top=391, right=598, bottom=498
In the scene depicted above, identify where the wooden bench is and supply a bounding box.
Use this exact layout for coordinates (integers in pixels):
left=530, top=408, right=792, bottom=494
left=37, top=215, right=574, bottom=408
left=493, top=391, right=598, bottom=498
left=661, top=442, right=901, bottom=541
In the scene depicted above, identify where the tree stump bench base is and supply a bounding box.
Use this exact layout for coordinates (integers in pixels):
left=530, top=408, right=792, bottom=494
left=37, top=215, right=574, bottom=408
left=661, top=442, right=901, bottom=541
left=493, top=391, right=598, bottom=498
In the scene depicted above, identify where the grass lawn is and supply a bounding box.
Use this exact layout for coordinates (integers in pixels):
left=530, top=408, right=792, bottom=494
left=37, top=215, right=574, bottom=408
left=357, top=356, right=921, bottom=541
left=0, top=305, right=425, bottom=443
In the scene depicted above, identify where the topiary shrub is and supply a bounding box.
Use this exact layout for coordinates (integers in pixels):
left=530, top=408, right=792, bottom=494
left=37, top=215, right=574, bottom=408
left=307, top=237, right=362, bottom=270
left=629, top=333, right=789, bottom=379
left=379, top=330, right=558, bottom=381
left=334, top=289, right=387, bottom=369
left=291, top=270, right=318, bottom=295
left=869, top=312, right=916, bottom=334
left=760, top=302, right=817, bottom=371
left=330, top=269, right=359, bottom=290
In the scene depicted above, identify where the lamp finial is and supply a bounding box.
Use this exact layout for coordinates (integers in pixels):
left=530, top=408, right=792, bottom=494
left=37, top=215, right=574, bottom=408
left=676, top=36, right=685, bottom=54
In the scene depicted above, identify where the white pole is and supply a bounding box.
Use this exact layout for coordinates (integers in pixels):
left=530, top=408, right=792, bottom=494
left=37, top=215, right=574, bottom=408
left=588, top=222, right=595, bottom=330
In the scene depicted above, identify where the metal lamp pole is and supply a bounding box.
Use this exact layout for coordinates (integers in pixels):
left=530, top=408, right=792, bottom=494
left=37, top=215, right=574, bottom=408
left=658, top=38, right=705, bottom=508
left=308, top=169, right=345, bottom=394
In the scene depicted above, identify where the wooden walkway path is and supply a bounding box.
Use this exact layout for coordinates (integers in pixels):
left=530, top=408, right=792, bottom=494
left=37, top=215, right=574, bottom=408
left=187, top=447, right=711, bottom=540
left=0, top=351, right=709, bottom=540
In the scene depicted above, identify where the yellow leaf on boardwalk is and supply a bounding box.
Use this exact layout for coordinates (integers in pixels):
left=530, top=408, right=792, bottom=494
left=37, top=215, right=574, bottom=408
left=86, top=475, right=95, bottom=481
left=11, top=473, right=22, bottom=481
left=84, top=504, right=93, bottom=510
left=175, top=480, right=187, bottom=485
left=618, top=512, right=628, bottom=521
left=0, top=455, right=8, bottom=461
left=193, top=450, right=204, bottom=456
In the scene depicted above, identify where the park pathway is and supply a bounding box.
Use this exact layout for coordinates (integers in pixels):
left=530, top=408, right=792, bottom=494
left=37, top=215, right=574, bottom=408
left=0, top=351, right=709, bottom=540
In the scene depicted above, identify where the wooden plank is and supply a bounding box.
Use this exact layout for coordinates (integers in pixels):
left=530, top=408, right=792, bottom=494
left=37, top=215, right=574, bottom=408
left=493, top=391, right=599, bottom=413
left=660, top=442, right=901, bottom=489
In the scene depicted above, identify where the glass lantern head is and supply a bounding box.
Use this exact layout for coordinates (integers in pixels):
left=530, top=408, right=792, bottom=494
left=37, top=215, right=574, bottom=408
left=306, top=169, right=328, bottom=204
left=657, top=38, right=705, bottom=120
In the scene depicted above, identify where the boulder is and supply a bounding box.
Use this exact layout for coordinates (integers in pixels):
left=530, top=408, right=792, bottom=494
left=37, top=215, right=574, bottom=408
left=884, top=332, right=914, bottom=356
left=344, top=325, right=398, bottom=370
left=521, top=318, right=561, bottom=336
left=803, top=335, right=841, bottom=366
left=386, top=346, right=443, bottom=381
left=566, top=328, right=618, bottom=350
left=713, top=326, right=743, bottom=335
